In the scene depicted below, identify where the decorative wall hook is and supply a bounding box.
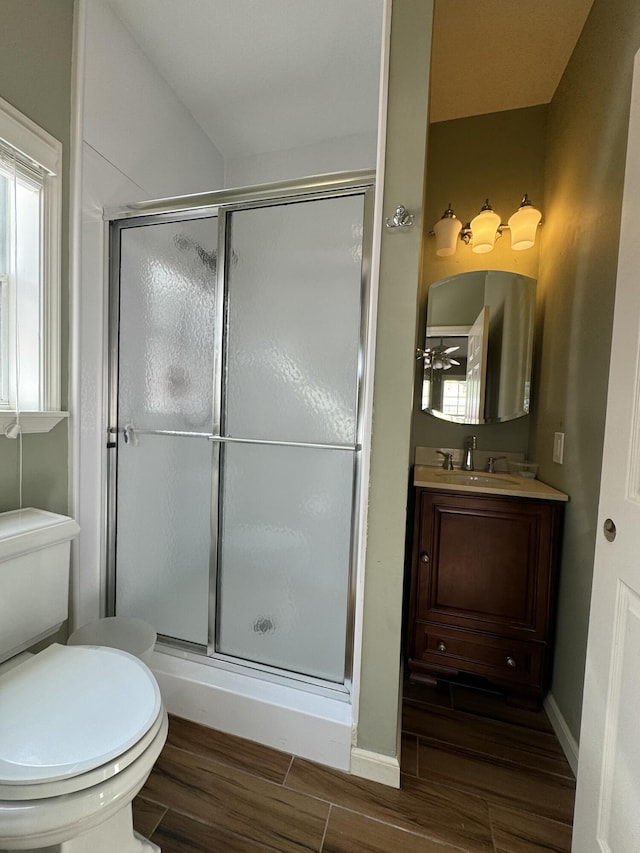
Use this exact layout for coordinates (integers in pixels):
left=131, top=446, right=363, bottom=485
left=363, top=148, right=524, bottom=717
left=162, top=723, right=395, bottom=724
left=385, top=205, right=414, bottom=229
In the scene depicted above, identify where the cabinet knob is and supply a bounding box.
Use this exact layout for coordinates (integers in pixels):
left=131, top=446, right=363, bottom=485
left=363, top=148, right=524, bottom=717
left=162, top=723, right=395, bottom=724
left=421, top=553, right=430, bottom=563
left=437, top=641, right=447, bottom=652
left=506, top=656, right=517, bottom=668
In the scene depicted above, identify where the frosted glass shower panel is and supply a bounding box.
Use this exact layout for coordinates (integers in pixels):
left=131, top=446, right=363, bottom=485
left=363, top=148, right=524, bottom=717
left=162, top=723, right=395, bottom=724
left=115, top=433, right=212, bottom=646
left=118, top=217, right=218, bottom=432
left=217, top=442, right=355, bottom=682
left=225, top=195, right=365, bottom=445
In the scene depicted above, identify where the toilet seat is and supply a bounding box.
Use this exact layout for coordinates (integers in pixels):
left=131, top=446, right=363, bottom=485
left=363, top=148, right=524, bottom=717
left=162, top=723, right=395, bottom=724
left=0, top=711, right=169, bottom=851
left=0, top=644, right=161, bottom=793
left=0, top=709, right=166, bottom=802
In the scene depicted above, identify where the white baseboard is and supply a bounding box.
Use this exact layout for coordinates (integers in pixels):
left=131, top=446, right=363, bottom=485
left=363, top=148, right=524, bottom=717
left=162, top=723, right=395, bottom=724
left=544, top=692, right=579, bottom=776
left=350, top=747, right=400, bottom=788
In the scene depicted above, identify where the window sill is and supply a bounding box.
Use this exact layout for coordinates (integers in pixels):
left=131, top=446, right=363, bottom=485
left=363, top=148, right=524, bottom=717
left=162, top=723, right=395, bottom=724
left=0, top=411, right=69, bottom=435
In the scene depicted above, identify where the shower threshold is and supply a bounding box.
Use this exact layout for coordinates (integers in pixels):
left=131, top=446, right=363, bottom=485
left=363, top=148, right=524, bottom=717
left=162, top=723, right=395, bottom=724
left=149, top=643, right=353, bottom=771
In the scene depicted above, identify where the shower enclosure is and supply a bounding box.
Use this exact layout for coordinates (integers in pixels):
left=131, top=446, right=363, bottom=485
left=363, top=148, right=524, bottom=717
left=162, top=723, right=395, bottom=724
left=107, top=172, right=373, bottom=690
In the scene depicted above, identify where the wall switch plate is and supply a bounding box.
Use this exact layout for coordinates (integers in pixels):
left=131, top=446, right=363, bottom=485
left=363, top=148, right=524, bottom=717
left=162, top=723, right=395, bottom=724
left=553, top=432, right=565, bottom=464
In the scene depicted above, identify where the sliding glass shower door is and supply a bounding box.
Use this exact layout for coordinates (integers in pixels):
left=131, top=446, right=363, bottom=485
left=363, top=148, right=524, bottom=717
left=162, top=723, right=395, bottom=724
left=109, top=178, right=371, bottom=685
left=217, top=196, right=363, bottom=682
left=112, top=215, right=219, bottom=646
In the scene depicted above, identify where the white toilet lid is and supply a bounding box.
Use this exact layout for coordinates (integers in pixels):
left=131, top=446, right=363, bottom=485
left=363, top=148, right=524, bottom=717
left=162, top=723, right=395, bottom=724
left=0, top=644, right=161, bottom=784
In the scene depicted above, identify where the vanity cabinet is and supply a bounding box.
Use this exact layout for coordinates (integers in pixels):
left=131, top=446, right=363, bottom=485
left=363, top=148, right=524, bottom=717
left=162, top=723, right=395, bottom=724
left=407, top=487, right=565, bottom=703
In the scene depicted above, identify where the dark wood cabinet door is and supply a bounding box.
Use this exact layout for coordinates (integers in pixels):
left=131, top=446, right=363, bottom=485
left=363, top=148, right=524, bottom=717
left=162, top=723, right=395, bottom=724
left=408, top=488, right=563, bottom=699
left=415, top=491, right=557, bottom=640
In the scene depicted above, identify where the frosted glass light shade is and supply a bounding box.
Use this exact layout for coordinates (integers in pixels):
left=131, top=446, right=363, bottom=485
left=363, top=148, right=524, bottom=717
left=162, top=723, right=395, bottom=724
left=433, top=214, right=462, bottom=256
left=471, top=202, right=501, bottom=254
left=508, top=198, right=542, bottom=250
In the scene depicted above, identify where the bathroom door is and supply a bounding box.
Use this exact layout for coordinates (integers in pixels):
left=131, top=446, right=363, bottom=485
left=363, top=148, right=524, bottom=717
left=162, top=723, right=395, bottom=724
left=464, top=306, right=489, bottom=422
left=110, top=213, right=220, bottom=646
left=572, top=49, right=640, bottom=851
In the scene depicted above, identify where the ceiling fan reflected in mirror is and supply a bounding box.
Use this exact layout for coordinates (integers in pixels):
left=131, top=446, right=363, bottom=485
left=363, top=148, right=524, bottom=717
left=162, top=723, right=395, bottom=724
left=416, top=343, right=461, bottom=370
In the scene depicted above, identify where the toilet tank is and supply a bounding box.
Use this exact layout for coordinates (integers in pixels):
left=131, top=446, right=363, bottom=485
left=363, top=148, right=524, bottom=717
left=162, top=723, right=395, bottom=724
left=0, top=508, right=80, bottom=664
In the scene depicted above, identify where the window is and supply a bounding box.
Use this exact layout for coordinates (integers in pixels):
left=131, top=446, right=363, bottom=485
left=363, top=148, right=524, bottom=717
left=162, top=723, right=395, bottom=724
left=441, top=379, right=467, bottom=421
left=0, top=95, right=65, bottom=433
left=422, top=377, right=467, bottom=422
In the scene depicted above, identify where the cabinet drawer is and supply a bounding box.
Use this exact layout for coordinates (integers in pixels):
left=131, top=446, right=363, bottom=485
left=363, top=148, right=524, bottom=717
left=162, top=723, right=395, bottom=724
left=413, top=624, right=545, bottom=687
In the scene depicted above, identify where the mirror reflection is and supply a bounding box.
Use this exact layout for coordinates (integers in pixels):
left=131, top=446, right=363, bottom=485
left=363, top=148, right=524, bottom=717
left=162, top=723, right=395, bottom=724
left=421, top=270, right=536, bottom=424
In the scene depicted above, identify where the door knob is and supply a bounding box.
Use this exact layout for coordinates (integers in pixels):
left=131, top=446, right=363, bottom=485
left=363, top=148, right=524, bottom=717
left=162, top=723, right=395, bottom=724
left=421, top=553, right=430, bottom=563
left=506, top=656, right=517, bottom=668
left=603, top=518, right=617, bottom=542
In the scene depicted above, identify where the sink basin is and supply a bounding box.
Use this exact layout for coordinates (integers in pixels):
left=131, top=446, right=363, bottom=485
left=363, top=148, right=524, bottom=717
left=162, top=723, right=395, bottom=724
left=413, top=462, right=569, bottom=500
left=434, top=472, right=518, bottom=487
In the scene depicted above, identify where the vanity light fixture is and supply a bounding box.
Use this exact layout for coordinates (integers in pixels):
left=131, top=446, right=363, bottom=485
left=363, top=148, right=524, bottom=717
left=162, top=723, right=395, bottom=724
left=433, top=205, right=462, bottom=256
left=469, top=199, right=501, bottom=254
left=508, top=194, right=543, bottom=250
left=431, top=195, right=542, bottom=255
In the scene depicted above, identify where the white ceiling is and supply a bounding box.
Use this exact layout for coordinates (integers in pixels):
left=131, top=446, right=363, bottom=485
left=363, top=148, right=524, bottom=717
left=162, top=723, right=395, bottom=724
left=107, top=0, right=385, bottom=159
left=107, top=0, right=595, bottom=159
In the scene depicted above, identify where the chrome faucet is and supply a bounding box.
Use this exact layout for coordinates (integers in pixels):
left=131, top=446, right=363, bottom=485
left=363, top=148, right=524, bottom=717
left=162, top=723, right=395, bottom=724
left=436, top=450, right=454, bottom=470
left=461, top=435, right=477, bottom=471
left=486, top=455, right=506, bottom=474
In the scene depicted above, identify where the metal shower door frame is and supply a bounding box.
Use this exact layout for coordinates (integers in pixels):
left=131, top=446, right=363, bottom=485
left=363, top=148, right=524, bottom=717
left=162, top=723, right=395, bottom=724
left=106, top=171, right=375, bottom=691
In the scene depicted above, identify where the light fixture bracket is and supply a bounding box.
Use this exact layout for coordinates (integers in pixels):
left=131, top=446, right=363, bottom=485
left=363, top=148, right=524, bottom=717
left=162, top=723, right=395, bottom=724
left=460, top=222, right=506, bottom=245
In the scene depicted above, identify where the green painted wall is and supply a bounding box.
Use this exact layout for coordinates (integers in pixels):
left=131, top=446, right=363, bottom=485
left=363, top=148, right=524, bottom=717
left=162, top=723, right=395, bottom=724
left=412, top=0, right=640, bottom=747
left=356, top=0, right=433, bottom=757
left=413, top=105, right=548, bottom=455
left=0, top=0, right=74, bottom=514
left=530, top=0, right=640, bottom=741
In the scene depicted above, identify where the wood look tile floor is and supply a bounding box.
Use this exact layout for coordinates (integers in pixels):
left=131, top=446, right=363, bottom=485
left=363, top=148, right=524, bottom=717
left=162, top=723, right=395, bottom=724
left=133, top=680, right=575, bottom=852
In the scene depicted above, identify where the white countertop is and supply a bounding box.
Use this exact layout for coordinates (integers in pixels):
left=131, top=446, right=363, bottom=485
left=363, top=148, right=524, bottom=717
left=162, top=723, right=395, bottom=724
left=414, top=465, right=569, bottom=501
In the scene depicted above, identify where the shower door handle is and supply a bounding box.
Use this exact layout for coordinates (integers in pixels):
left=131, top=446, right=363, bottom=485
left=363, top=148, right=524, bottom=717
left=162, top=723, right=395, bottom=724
left=111, top=426, right=213, bottom=441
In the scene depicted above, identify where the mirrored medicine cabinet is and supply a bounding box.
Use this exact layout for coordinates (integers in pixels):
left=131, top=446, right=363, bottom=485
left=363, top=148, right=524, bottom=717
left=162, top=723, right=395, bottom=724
left=421, top=270, right=536, bottom=425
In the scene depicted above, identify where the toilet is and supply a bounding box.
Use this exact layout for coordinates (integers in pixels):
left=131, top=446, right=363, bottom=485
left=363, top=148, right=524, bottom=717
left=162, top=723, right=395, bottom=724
left=0, top=508, right=168, bottom=853
left=68, top=615, right=157, bottom=665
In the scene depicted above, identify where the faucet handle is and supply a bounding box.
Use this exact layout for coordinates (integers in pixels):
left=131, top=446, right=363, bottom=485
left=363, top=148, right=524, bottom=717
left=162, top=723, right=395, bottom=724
left=436, top=450, right=454, bottom=470
left=486, top=455, right=506, bottom=473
